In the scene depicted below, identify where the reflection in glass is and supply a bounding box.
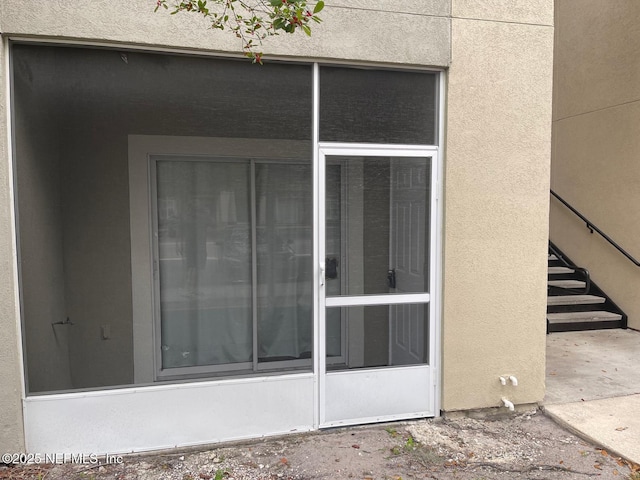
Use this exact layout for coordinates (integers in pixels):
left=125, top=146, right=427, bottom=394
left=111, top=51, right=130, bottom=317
left=325, top=156, right=431, bottom=296
left=326, top=304, right=428, bottom=369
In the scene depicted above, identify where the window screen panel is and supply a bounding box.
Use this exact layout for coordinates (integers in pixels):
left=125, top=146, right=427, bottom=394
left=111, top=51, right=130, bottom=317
left=12, top=43, right=313, bottom=392
left=320, top=66, right=437, bottom=145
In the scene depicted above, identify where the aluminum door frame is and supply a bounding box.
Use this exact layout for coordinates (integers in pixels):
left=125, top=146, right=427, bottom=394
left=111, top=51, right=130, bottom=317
left=317, top=143, right=439, bottom=427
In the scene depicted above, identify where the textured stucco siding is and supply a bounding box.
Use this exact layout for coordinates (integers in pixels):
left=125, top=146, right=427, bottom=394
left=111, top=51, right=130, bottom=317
left=442, top=1, right=553, bottom=411
left=0, top=0, right=450, bottom=67
left=0, top=43, right=26, bottom=452
left=551, top=1, right=640, bottom=330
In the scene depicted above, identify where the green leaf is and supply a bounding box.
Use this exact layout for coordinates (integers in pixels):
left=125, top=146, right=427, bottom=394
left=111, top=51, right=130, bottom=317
left=313, top=1, right=324, bottom=14
left=269, top=0, right=283, bottom=6
left=302, top=24, right=311, bottom=36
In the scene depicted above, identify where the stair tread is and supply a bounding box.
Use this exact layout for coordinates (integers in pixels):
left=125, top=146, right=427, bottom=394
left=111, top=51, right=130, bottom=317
left=547, top=295, right=606, bottom=306
left=547, top=311, right=623, bottom=323
left=548, top=266, right=575, bottom=274
left=548, top=279, right=586, bottom=288
left=548, top=254, right=558, bottom=261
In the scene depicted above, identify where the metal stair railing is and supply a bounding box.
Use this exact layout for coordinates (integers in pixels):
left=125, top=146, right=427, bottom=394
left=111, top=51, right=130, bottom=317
left=548, top=241, right=590, bottom=295
left=551, top=190, right=640, bottom=267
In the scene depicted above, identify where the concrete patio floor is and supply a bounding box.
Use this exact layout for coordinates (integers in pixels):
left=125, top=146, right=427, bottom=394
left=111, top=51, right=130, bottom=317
left=544, top=329, right=640, bottom=465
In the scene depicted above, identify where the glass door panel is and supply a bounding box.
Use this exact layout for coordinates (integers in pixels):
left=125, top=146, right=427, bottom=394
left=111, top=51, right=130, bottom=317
left=326, top=303, right=428, bottom=370
left=255, top=163, right=313, bottom=364
left=156, top=160, right=253, bottom=370
left=323, top=155, right=431, bottom=368
left=325, top=156, right=430, bottom=296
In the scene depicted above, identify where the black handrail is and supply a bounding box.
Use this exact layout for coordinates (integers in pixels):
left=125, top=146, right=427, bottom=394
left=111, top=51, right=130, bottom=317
left=548, top=241, right=590, bottom=295
left=551, top=190, right=640, bottom=267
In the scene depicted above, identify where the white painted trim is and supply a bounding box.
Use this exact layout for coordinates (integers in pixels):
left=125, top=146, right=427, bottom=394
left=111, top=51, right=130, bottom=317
left=129, top=139, right=155, bottom=384
left=312, top=62, right=321, bottom=429
left=325, top=293, right=430, bottom=307
left=432, top=70, right=446, bottom=417
left=148, top=154, right=163, bottom=381
left=316, top=89, right=328, bottom=428
left=318, top=143, right=439, bottom=154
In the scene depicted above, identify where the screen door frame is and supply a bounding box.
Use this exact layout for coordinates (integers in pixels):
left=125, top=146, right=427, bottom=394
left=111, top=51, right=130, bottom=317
left=317, top=143, right=439, bottom=427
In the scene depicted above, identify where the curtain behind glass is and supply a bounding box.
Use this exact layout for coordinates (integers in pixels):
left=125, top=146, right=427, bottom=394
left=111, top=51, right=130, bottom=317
left=256, top=164, right=312, bottom=362
left=156, top=160, right=252, bottom=369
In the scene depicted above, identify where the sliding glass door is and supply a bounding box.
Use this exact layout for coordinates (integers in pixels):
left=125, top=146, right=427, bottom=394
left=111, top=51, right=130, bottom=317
left=152, top=157, right=313, bottom=378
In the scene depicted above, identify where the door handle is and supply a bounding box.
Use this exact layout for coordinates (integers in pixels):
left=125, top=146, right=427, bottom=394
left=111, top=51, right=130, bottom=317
left=387, top=269, right=396, bottom=289
left=320, top=262, right=325, bottom=286
left=325, top=257, right=338, bottom=279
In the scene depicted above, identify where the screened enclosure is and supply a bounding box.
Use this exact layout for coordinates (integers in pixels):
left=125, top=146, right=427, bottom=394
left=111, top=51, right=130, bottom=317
left=12, top=43, right=438, bottom=395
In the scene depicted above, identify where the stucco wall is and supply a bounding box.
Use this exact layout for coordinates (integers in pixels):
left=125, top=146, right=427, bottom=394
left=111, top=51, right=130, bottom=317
left=442, top=1, right=553, bottom=411
left=0, top=0, right=451, bottom=67
left=550, top=1, right=640, bottom=330
left=0, top=44, right=26, bottom=452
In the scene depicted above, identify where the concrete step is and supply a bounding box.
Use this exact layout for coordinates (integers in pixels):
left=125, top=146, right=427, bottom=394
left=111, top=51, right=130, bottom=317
left=547, top=311, right=623, bottom=324
left=548, top=266, right=575, bottom=274
left=548, top=254, right=558, bottom=261
left=548, top=279, right=586, bottom=289
left=547, top=295, right=606, bottom=306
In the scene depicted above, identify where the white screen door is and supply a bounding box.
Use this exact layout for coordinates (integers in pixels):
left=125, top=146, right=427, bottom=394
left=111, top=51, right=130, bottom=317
left=318, top=145, right=438, bottom=427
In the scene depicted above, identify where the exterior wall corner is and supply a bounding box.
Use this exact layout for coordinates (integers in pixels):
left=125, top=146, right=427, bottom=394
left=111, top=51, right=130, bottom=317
left=441, top=14, right=553, bottom=411
left=0, top=35, right=27, bottom=454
